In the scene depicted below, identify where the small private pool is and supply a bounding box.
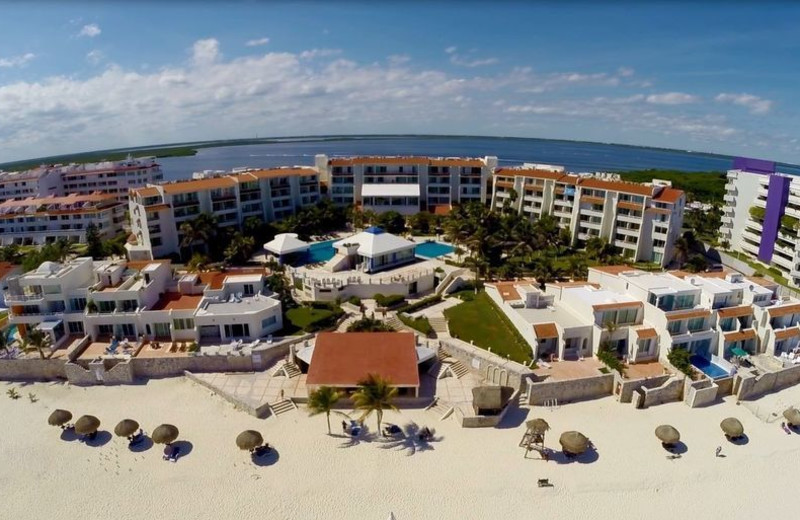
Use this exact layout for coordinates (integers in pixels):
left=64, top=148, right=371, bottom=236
left=690, top=355, right=731, bottom=379
left=415, top=241, right=455, bottom=259
left=304, top=240, right=338, bottom=264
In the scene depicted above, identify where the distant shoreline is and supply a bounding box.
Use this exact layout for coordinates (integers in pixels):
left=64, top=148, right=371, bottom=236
left=3, top=134, right=797, bottom=172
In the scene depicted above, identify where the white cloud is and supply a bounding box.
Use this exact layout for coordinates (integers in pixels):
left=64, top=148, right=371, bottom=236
left=715, top=92, right=772, bottom=114
left=0, top=52, right=35, bottom=68
left=86, top=50, right=104, bottom=65
left=299, top=48, right=341, bottom=59
left=645, top=92, right=698, bottom=105
left=445, top=46, right=497, bottom=67
left=444, top=46, right=457, bottom=54
left=618, top=67, right=635, bottom=77
left=192, top=38, right=221, bottom=65
left=78, top=23, right=101, bottom=38
left=388, top=55, right=411, bottom=65
left=245, top=37, right=270, bottom=47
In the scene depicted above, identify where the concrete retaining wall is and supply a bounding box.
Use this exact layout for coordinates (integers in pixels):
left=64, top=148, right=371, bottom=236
left=439, top=338, right=533, bottom=391
left=615, top=374, right=672, bottom=403
left=460, top=389, right=520, bottom=428
left=736, top=363, right=800, bottom=401
left=685, top=379, right=720, bottom=408
left=527, top=372, right=614, bottom=405
left=0, top=358, right=67, bottom=381
left=185, top=370, right=271, bottom=417
left=641, top=377, right=684, bottom=408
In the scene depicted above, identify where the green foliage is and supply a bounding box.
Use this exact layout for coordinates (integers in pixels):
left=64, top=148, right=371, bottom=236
left=266, top=273, right=295, bottom=311
left=275, top=199, right=348, bottom=241
left=346, top=295, right=362, bottom=306
left=396, top=294, right=442, bottom=314
left=749, top=206, right=766, bottom=220
left=406, top=211, right=442, bottom=235
left=85, top=222, right=104, bottom=259
left=187, top=341, right=199, bottom=353
left=684, top=205, right=723, bottom=245
left=398, top=314, right=434, bottom=336
left=444, top=291, right=531, bottom=363
left=596, top=346, right=625, bottom=375
left=0, top=147, right=198, bottom=172
left=373, top=293, right=406, bottom=308
left=685, top=254, right=709, bottom=273
left=223, top=232, right=255, bottom=265
left=375, top=211, right=406, bottom=234
left=781, top=215, right=799, bottom=233
left=346, top=315, right=394, bottom=332
left=6, top=388, right=20, bottom=400
left=285, top=304, right=343, bottom=333
left=187, top=253, right=210, bottom=273
left=351, top=373, right=399, bottom=431
left=307, top=386, right=343, bottom=435
left=20, top=239, right=73, bottom=272
left=617, top=170, right=726, bottom=204
left=667, top=346, right=695, bottom=377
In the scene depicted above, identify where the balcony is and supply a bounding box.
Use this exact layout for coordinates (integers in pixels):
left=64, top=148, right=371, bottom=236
left=3, top=292, right=44, bottom=303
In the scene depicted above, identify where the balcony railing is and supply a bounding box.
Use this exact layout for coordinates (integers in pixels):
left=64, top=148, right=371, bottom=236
left=3, top=292, right=44, bottom=303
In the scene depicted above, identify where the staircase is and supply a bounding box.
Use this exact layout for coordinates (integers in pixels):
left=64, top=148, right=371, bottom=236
left=269, top=398, right=297, bottom=418
left=426, top=398, right=454, bottom=421
left=436, top=359, right=470, bottom=379
left=517, top=391, right=529, bottom=406
left=337, top=315, right=360, bottom=332
left=383, top=315, right=404, bottom=331
left=271, top=361, right=301, bottom=378
left=428, top=316, right=448, bottom=334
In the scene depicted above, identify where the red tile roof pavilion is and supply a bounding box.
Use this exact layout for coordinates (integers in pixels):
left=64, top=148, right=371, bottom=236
left=307, top=332, right=420, bottom=392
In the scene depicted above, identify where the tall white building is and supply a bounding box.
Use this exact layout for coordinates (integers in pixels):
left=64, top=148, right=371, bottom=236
left=126, top=167, right=321, bottom=259
left=0, top=157, right=163, bottom=203
left=491, top=167, right=685, bottom=267
left=315, top=154, right=498, bottom=215
left=720, top=157, right=800, bottom=286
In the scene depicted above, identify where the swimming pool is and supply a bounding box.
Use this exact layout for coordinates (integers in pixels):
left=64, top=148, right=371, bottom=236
left=690, top=355, right=730, bottom=379
left=415, top=241, right=455, bottom=258
left=305, top=240, right=337, bottom=264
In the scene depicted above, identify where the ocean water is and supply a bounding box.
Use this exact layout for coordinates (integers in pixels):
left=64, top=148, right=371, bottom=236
left=156, top=136, right=800, bottom=182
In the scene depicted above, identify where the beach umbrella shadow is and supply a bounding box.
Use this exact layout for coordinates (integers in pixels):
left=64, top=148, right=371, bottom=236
left=60, top=427, right=79, bottom=442
left=728, top=434, right=749, bottom=446
left=129, top=435, right=154, bottom=453
left=551, top=447, right=600, bottom=464
left=171, top=440, right=194, bottom=459
left=251, top=447, right=280, bottom=467
left=664, top=441, right=688, bottom=455
left=85, top=430, right=112, bottom=447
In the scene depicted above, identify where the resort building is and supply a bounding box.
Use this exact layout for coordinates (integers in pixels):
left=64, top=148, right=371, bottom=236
left=326, top=227, right=417, bottom=274
left=0, top=193, right=125, bottom=246
left=0, top=157, right=163, bottom=203
left=0, top=262, right=23, bottom=307
left=720, top=157, right=800, bottom=286
left=315, top=154, right=498, bottom=215
left=490, top=167, right=685, bottom=267
left=3, top=257, right=283, bottom=351
left=126, top=167, right=321, bottom=259
left=304, top=332, right=423, bottom=397
left=485, top=280, right=658, bottom=363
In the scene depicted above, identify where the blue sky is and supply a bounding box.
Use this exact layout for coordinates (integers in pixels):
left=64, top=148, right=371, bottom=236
left=0, top=2, right=798, bottom=164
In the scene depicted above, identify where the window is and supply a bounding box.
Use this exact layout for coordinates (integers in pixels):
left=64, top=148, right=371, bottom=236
left=243, top=284, right=255, bottom=296
left=667, top=320, right=682, bottom=334
left=173, top=318, right=195, bottom=330
left=687, top=317, right=705, bottom=332
left=70, top=297, right=87, bottom=312
left=224, top=323, right=250, bottom=338
left=67, top=321, right=84, bottom=334
left=719, top=317, right=735, bottom=332
left=261, top=316, right=277, bottom=329
left=637, top=339, right=650, bottom=354
left=617, top=307, right=637, bottom=325
left=675, top=294, right=695, bottom=310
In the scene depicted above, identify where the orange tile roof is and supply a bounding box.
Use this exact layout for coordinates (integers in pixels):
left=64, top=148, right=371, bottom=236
left=0, top=193, right=114, bottom=207
left=617, top=201, right=643, bottom=211
left=635, top=328, right=658, bottom=339
left=549, top=281, right=600, bottom=288
left=578, top=177, right=654, bottom=196
left=429, top=158, right=484, bottom=167
left=768, top=303, right=800, bottom=318
left=774, top=328, right=800, bottom=340
left=134, top=186, right=160, bottom=198
left=307, top=332, right=420, bottom=387
left=653, top=187, right=684, bottom=204
left=717, top=305, right=753, bottom=318
left=0, top=262, right=20, bottom=280
left=330, top=156, right=430, bottom=166
left=589, top=265, right=640, bottom=276
left=494, top=168, right=566, bottom=181
left=145, top=203, right=171, bottom=211
left=492, top=282, right=521, bottom=301
left=150, top=292, right=203, bottom=311
left=723, top=329, right=757, bottom=342
left=162, top=176, right=236, bottom=194
left=533, top=322, right=559, bottom=339
left=431, top=205, right=451, bottom=216
left=248, top=168, right=317, bottom=179
left=198, top=268, right=268, bottom=290
left=746, top=276, right=778, bottom=288
left=495, top=180, right=514, bottom=189
left=126, top=259, right=171, bottom=271
left=666, top=309, right=710, bottom=321
left=646, top=208, right=672, bottom=216
left=593, top=301, right=643, bottom=311
left=580, top=195, right=605, bottom=205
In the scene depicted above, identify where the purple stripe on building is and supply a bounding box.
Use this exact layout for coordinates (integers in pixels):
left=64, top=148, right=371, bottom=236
left=758, top=173, right=791, bottom=263
left=733, top=157, right=776, bottom=175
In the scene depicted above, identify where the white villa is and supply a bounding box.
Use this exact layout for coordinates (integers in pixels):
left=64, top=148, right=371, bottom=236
left=3, top=257, right=283, bottom=353
left=327, top=227, right=417, bottom=274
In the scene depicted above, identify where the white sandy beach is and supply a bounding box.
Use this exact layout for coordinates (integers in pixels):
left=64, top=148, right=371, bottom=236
left=2, top=377, right=799, bottom=520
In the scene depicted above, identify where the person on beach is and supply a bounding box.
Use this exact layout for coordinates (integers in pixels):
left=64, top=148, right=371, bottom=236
left=715, top=446, right=722, bottom=457
left=342, top=420, right=347, bottom=433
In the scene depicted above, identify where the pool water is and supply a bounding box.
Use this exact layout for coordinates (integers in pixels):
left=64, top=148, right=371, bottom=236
left=690, top=355, right=730, bottom=379
left=415, top=241, right=455, bottom=258
left=305, top=240, right=337, bottom=263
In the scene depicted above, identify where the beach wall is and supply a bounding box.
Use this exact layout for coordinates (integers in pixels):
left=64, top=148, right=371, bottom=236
left=527, top=372, right=614, bottom=405
left=685, top=379, right=720, bottom=408
left=615, top=373, right=672, bottom=403
left=736, top=363, right=800, bottom=401
left=641, top=377, right=684, bottom=408
left=439, top=338, right=533, bottom=391
left=0, top=358, right=66, bottom=381
left=460, top=389, right=520, bottom=428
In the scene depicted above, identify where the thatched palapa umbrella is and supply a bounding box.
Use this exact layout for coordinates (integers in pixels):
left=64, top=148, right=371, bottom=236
left=720, top=417, right=744, bottom=439
left=74, top=415, right=100, bottom=436
left=526, top=418, right=551, bottom=435
left=655, top=425, right=680, bottom=445
left=152, top=424, right=179, bottom=445
left=559, top=431, right=589, bottom=456
left=48, top=409, right=72, bottom=428
left=783, top=407, right=800, bottom=427
left=236, top=430, right=264, bottom=452
left=114, top=419, right=140, bottom=438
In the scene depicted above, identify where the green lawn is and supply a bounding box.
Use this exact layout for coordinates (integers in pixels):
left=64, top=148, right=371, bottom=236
left=444, top=291, right=532, bottom=364
left=727, top=250, right=791, bottom=287
left=281, top=306, right=342, bottom=335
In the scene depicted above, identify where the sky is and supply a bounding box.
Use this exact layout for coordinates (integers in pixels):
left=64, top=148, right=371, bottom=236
left=0, top=1, right=798, bottom=164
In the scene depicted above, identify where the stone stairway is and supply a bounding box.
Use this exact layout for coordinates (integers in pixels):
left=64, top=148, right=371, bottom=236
left=383, top=315, right=404, bottom=331
left=269, top=398, right=297, bottom=418
left=271, top=361, right=301, bottom=378
left=517, top=391, right=529, bottom=406
left=428, top=316, right=448, bottom=334
left=426, top=398, right=454, bottom=421
left=436, top=358, right=470, bottom=379
left=337, top=315, right=361, bottom=332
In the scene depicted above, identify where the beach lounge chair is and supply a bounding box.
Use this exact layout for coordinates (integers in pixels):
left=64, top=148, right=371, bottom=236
left=162, top=445, right=180, bottom=462
left=129, top=430, right=145, bottom=446
left=537, top=479, right=551, bottom=488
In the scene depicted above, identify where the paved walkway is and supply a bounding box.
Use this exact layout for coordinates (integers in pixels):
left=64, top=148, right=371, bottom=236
left=191, top=370, right=309, bottom=411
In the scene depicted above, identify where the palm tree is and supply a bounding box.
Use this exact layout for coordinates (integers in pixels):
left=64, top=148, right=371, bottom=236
left=26, top=328, right=50, bottom=360
left=673, top=236, right=690, bottom=267
left=180, top=213, right=218, bottom=258
left=307, top=386, right=342, bottom=435
left=224, top=232, right=255, bottom=265
left=351, top=373, right=398, bottom=432
left=567, top=256, right=588, bottom=280
left=187, top=253, right=209, bottom=273
left=531, top=256, right=562, bottom=290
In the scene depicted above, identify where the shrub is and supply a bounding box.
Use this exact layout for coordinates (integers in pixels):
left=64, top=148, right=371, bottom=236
left=398, top=314, right=434, bottom=336
left=346, top=316, right=394, bottom=332
left=596, top=346, right=626, bottom=375
left=397, top=295, right=442, bottom=313
left=373, top=293, right=405, bottom=308
left=187, top=341, right=199, bottom=353
left=347, top=296, right=362, bottom=306
left=667, top=346, right=695, bottom=377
